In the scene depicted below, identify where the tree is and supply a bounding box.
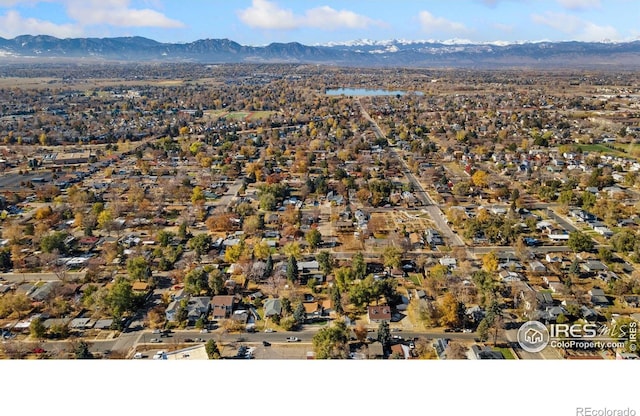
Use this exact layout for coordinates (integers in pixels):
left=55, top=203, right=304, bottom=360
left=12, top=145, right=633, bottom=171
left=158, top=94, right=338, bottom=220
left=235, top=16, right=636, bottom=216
left=382, top=246, right=402, bottom=269
left=259, top=193, right=277, bottom=211
left=30, top=317, right=46, bottom=340
left=184, top=267, right=209, bottom=295
left=263, top=255, right=274, bottom=279
left=157, top=230, right=174, bottom=247
left=567, top=231, right=594, bottom=253
left=316, top=251, right=334, bottom=276
left=97, top=209, right=114, bottom=233
left=377, top=320, right=391, bottom=353
left=471, top=170, right=489, bottom=188
left=353, top=324, right=368, bottom=342
left=439, top=292, right=465, bottom=329
left=208, top=268, right=225, bottom=295
left=293, top=301, right=306, bottom=326
left=351, top=251, right=367, bottom=280
left=74, top=341, right=93, bottom=359
left=476, top=318, right=490, bottom=342
left=482, top=251, right=499, bottom=273
left=205, top=339, right=221, bottom=359
left=191, top=186, right=205, bottom=205
left=312, top=319, right=350, bottom=359
left=40, top=231, right=68, bottom=254
left=126, top=256, right=151, bottom=282
left=106, top=277, right=135, bottom=321
left=188, top=233, right=211, bottom=259
left=286, top=255, right=299, bottom=283
left=330, top=285, right=344, bottom=315
left=483, top=300, right=504, bottom=347
left=305, top=228, right=322, bottom=250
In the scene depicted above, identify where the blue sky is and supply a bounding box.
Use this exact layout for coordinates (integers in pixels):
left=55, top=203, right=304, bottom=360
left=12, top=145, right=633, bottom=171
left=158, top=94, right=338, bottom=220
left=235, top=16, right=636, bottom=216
left=0, top=0, right=637, bottom=44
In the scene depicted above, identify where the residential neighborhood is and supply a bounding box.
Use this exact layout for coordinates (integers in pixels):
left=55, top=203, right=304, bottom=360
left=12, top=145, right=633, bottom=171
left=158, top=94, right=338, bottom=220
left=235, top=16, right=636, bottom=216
left=0, top=63, right=639, bottom=361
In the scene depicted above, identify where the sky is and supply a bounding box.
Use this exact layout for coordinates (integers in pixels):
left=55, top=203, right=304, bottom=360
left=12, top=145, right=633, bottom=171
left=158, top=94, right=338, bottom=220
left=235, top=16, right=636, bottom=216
left=0, top=0, right=638, bottom=45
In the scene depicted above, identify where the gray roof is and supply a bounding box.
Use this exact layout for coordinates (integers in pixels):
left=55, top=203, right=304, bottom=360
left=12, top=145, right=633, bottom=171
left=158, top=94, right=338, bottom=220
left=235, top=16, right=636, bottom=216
left=264, top=298, right=282, bottom=317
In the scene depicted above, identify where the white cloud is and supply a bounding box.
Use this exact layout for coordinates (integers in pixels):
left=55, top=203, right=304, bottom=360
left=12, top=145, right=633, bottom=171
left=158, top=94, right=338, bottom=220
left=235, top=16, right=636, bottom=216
left=65, top=0, right=183, bottom=28
left=0, top=10, right=83, bottom=38
left=237, top=0, right=382, bottom=31
left=418, top=11, right=469, bottom=35
left=557, top=0, right=601, bottom=11
left=0, top=0, right=183, bottom=30
left=303, top=6, right=378, bottom=30
left=531, top=12, right=618, bottom=41
left=237, top=0, right=297, bottom=30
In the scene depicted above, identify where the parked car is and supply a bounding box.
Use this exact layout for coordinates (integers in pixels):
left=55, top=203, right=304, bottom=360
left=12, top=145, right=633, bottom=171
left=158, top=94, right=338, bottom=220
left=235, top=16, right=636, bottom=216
left=150, top=338, right=162, bottom=343
left=200, top=328, right=209, bottom=333
left=262, top=340, right=271, bottom=347
left=286, top=337, right=300, bottom=342
left=133, top=352, right=144, bottom=359
left=184, top=338, right=194, bottom=343
left=264, top=328, right=274, bottom=333
left=152, top=329, right=161, bottom=334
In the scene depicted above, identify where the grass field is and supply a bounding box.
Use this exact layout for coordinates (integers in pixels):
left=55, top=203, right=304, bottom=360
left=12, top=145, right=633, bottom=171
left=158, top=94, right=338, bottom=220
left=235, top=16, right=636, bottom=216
left=577, top=144, right=628, bottom=157
left=204, top=110, right=275, bottom=122
left=494, top=347, right=516, bottom=359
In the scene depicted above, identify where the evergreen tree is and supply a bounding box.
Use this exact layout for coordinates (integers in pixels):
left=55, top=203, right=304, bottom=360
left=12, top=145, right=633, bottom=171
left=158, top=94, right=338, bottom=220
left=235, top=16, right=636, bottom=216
left=286, top=255, right=299, bottom=282
left=264, top=255, right=274, bottom=279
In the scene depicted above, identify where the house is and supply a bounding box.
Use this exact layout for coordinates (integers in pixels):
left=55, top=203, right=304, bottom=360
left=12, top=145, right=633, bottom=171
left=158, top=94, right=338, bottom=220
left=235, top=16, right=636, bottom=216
left=210, top=295, right=235, bottom=319
left=263, top=298, right=282, bottom=318
left=589, top=288, right=610, bottom=306
left=94, top=319, right=113, bottom=330
left=536, top=292, right=554, bottom=307
left=433, top=338, right=449, bottom=359
left=529, top=261, right=547, bottom=273
left=390, top=343, right=411, bottom=359
left=467, top=345, right=504, bottom=360
left=582, top=261, right=608, bottom=273
left=498, top=270, right=521, bottom=282
left=186, top=297, right=211, bottom=323
left=367, top=305, right=391, bottom=324
left=439, top=257, right=457, bottom=269
left=426, top=229, right=443, bottom=246
left=409, top=232, right=424, bottom=250
left=303, top=302, right=323, bottom=320
left=230, top=310, right=249, bottom=324
left=131, top=281, right=151, bottom=294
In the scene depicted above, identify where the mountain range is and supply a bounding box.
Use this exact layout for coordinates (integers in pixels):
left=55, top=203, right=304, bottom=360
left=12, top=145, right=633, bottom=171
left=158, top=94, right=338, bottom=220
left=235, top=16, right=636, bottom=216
left=1, top=35, right=639, bottom=68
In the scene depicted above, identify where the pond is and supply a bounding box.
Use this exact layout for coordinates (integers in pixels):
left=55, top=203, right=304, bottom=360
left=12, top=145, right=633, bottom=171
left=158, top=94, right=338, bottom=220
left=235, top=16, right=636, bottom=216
left=325, top=88, right=423, bottom=97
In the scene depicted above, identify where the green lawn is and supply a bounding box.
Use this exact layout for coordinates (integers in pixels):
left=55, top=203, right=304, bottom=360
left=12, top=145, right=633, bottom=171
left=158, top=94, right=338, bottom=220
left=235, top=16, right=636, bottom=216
left=577, top=144, right=627, bottom=157
left=494, top=347, right=515, bottom=360
left=407, top=273, right=423, bottom=286
left=224, top=112, right=250, bottom=121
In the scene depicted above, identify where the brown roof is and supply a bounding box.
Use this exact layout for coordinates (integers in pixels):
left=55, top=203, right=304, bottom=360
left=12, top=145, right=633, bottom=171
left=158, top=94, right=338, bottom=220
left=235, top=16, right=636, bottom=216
left=131, top=281, right=150, bottom=291
left=211, top=295, right=234, bottom=307
left=368, top=305, right=391, bottom=320
left=303, top=302, right=319, bottom=313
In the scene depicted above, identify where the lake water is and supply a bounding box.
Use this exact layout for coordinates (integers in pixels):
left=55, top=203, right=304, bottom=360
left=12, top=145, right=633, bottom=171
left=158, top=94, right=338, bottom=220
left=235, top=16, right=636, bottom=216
left=325, top=88, right=423, bottom=96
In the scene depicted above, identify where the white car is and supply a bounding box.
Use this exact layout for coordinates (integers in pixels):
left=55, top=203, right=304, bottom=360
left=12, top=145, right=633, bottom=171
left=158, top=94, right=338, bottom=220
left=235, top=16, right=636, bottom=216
left=286, top=337, right=300, bottom=342
left=133, top=352, right=143, bottom=359
left=264, top=328, right=274, bottom=333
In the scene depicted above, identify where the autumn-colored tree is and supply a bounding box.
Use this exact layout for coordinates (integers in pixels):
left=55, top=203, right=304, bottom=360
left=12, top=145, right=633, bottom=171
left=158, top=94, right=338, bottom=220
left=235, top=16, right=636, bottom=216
left=439, top=292, right=465, bottom=329
left=471, top=170, right=489, bottom=188
left=482, top=251, right=499, bottom=273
